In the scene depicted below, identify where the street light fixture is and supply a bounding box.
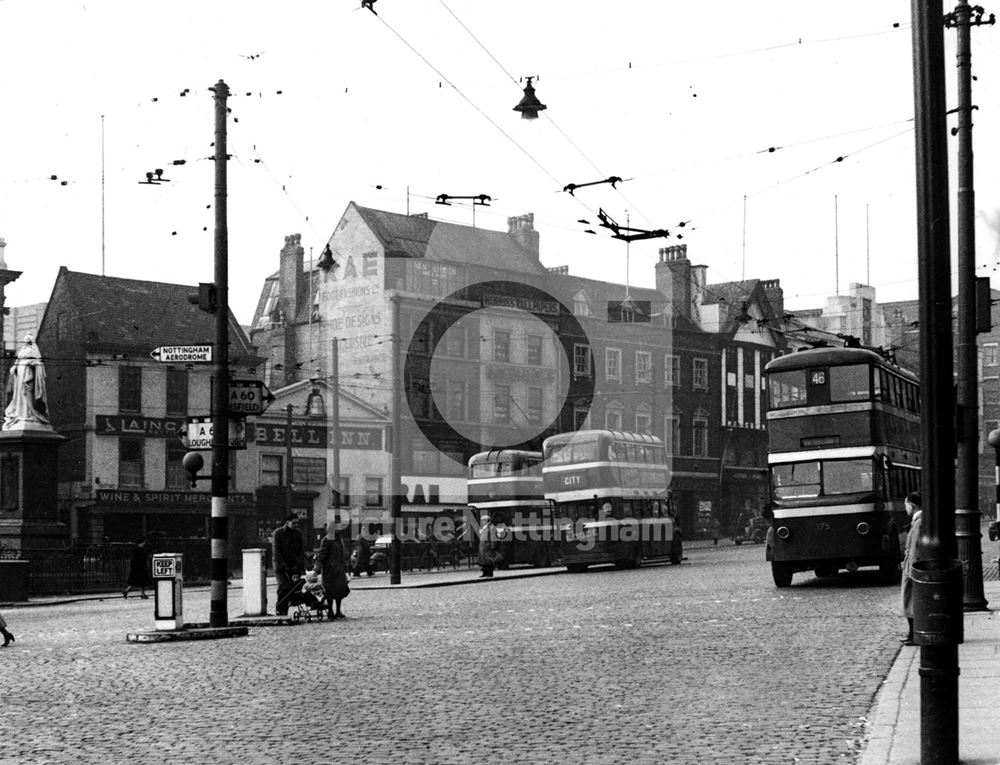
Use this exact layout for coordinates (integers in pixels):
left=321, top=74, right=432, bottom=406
left=513, top=77, right=546, bottom=120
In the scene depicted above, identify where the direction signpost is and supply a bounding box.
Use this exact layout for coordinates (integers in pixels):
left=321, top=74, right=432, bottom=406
left=184, top=416, right=247, bottom=450
left=228, top=380, right=273, bottom=416
left=150, top=345, right=213, bottom=363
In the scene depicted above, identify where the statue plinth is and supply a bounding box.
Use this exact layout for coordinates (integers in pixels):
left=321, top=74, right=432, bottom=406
left=0, top=428, right=68, bottom=553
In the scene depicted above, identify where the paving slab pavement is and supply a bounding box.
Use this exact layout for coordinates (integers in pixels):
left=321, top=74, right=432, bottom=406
left=859, top=579, right=1000, bottom=765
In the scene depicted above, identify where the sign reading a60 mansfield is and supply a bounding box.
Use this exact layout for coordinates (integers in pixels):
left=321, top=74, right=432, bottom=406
left=228, top=379, right=273, bottom=415
left=184, top=416, right=246, bottom=450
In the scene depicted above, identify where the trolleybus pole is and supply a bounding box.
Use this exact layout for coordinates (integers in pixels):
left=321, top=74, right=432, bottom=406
left=911, top=2, right=962, bottom=761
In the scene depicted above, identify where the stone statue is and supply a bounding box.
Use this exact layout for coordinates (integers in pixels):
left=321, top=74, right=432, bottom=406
left=4, top=335, right=50, bottom=430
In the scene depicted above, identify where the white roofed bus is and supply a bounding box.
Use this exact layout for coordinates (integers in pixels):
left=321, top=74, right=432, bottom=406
left=541, top=430, right=682, bottom=572
left=467, top=449, right=560, bottom=568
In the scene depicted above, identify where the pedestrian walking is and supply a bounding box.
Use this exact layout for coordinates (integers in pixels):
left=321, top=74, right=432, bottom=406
left=351, top=533, right=373, bottom=577
left=273, top=513, right=305, bottom=615
left=900, top=492, right=925, bottom=646
left=314, top=522, right=349, bottom=619
left=0, top=610, right=14, bottom=646
left=122, top=538, right=151, bottom=599
left=478, top=512, right=500, bottom=578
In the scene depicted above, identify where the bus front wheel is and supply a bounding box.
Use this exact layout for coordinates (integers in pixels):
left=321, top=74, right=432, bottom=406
left=772, top=562, right=793, bottom=588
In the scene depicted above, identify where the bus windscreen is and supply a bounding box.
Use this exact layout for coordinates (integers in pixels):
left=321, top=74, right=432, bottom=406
left=772, top=458, right=875, bottom=499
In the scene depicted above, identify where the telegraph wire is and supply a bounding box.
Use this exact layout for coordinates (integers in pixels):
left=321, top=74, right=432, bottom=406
left=437, top=0, right=654, bottom=228
left=372, top=11, right=562, bottom=188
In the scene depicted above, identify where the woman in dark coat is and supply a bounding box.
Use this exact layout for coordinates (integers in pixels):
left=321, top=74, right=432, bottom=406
left=123, top=539, right=150, bottom=599
left=314, top=522, right=350, bottom=619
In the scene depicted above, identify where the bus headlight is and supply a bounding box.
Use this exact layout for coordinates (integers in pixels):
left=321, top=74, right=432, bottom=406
left=776, top=526, right=790, bottom=540
left=856, top=522, right=870, bottom=536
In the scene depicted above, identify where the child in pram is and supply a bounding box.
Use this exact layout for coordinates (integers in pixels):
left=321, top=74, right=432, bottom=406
left=280, top=573, right=331, bottom=622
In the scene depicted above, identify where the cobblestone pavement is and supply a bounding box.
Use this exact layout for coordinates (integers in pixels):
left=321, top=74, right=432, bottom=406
left=1, top=543, right=913, bottom=764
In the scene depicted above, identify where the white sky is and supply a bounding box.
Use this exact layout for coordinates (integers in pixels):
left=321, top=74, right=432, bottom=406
left=1, top=0, right=998, bottom=324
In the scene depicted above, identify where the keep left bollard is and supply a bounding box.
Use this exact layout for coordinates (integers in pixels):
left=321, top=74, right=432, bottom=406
left=152, top=553, right=184, bottom=631
left=242, top=548, right=267, bottom=617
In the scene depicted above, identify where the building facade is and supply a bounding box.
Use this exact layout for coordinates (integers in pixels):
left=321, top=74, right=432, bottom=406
left=251, top=204, right=789, bottom=536
left=37, top=268, right=261, bottom=555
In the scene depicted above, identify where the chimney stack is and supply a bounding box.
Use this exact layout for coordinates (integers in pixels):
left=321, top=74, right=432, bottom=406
left=508, top=213, right=540, bottom=260
left=655, top=244, right=692, bottom=320
left=760, top=278, right=785, bottom=319
left=279, top=234, right=304, bottom=316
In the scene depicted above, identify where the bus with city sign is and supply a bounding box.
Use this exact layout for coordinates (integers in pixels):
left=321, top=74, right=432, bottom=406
left=764, top=346, right=919, bottom=587
left=541, top=429, right=681, bottom=572
left=467, top=449, right=560, bottom=568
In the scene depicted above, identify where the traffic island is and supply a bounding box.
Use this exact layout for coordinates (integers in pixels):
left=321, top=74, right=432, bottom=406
left=230, top=615, right=300, bottom=627
left=126, top=624, right=249, bottom=643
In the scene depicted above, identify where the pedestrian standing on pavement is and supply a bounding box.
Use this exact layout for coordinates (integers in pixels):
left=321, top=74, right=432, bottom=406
left=122, top=538, right=151, bottom=599
left=900, top=492, right=925, bottom=646
left=273, top=513, right=305, bottom=615
left=314, top=522, right=349, bottom=619
left=0, top=610, right=14, bottom=646
left=478, top=512, right=499, bottom=578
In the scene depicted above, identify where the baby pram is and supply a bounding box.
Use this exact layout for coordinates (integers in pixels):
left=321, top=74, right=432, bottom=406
left=278, top=576, right=333, bottom=622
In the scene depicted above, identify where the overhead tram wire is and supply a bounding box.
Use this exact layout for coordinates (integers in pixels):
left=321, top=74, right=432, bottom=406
left=673, top=125, right=915, bottom=235
left=372, top=12, right=561, bottom=189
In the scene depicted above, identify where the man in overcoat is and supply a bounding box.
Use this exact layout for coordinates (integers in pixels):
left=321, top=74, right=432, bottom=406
left=273, top=513, right=305, bottom=615
left=900, top=492, right=925, bottom=645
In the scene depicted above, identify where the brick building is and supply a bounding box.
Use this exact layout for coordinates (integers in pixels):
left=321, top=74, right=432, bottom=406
left=250, top=204, right=788, bottom=536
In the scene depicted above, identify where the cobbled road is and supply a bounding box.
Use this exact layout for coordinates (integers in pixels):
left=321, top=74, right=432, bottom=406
left=0, top=543, right=905, bottom=764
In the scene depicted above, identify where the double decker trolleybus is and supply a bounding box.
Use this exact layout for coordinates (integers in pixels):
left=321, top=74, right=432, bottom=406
left=467, top=450, right=559, bottom=568
left=764, top=346, right=920, bottom=587
left=541, top=430, right=682, bottom=572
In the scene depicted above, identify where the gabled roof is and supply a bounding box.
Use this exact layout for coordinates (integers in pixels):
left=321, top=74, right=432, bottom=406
left=264, top=378, right=388, bottom=422
left=44, top=268, right=257, bottom=361
left=352, top=203, right=548, bottom=275
left=703, top=278, right=782, bottom=342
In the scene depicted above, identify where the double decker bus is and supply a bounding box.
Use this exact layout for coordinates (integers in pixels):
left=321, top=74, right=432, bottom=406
left=764, top=346, right=920, bottom=587
left=541, top=430, right=682, bottom=572
left=467, top=450, right=559, bottom=568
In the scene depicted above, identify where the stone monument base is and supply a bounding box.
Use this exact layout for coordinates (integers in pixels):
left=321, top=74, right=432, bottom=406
left=0, top=428, right=69, bottom=553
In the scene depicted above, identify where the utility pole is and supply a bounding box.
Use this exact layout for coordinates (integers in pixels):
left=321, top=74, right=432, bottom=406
left=209, top=79, right=230, bottom=629
left=910, top=4, right=961, bottom=762
left=389, top=295, right=402, bottom=585
left=331, top=338, right=341, bottom=518
left=947, top=0, right=994, bottom=613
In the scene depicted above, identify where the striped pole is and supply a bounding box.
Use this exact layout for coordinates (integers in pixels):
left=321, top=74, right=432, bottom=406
left=209, top=79, right=230, bottom=629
